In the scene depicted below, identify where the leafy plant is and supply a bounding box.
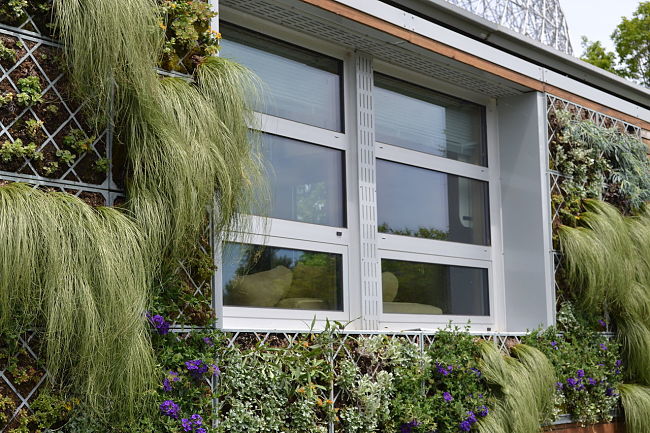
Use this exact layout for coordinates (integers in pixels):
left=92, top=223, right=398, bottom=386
left=24, top=119, right=44, bottom=138
left=523, top=303, right=622, bottom=424
left=56, top=149, right=76, bottom=165
left=93, top=158, right=110, bottom=173
left=15, top=76, right=43, bottom=107
left=0, top=139, right=42, bottom=162
left=0, top=93, right=14, bottom=107
left=0, top=40, right=16, bottom=63
left=62, top=129, right=94, bottom=153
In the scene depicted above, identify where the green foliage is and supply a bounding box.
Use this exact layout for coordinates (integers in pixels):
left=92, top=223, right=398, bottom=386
left=0, top=139, right=43, bottom=162
left=477, top=342, right=556, bottom=433
left=24, top=119, right=44, bottom=139
left=93, top=158, right=110, bottom=174
left=7, top=388, right=77, bottom=433
left=0, top=0, right=51, bottom=28
left=580, top=37, right=619, bottom=75
left=612, top=2, right=650, bottom=87
left=0, top=183, right=155, bottom=419
left=56, top=149, right=76, bottom=165
left=0, top=92, right=14, bottom=107
left=619, top=384, right=650, bottom=433
left=551, top=110, right=650, bottom=221
left=560, top=200, right=650, bottom=388
left=159, top=0, right=220, bottom=73
left=62, top=129, right=95, bottom=153
left=523, top=303, right=622, bottom=424
left=15, top=76, right=43, bottom=107
left=0, top=40, right=16, bottom=63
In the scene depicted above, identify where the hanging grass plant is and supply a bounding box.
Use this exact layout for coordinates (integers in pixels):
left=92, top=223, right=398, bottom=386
left=0, top=0, right=264, bottom=422
left=0, top=183, right=154, bottom=417
left=619, top=384, right=650, bottom=433
left=477, top=342, right=556, bottom=433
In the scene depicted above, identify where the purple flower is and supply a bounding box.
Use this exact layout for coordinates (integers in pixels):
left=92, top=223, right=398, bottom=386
left=196, top=429, right=207, bottom=433
left=169, top=371, right=180, bottom=382
left=436, top=363, right=451, bottom=376
left=576, top=369, right=585, bottom=378
left=146, top=313, right=170, bottom=335
left=599, top=343, right=608, bottom=351
left=470, top=367, right=482, bottom=377
left=459, top=420, right=473, bottom=432
left=191, top=414, right=203, bottom=426
left=598, top=319, right=607, bottom=328
left=400, top=420, right=421, bottom=433
left=567, top=377, right=578, bottom=388
left=555, top=381, right=564, bottom=390
left=605, top=388, right=617, bottom=397
left=550, top=341, right=559, bottom=350
left=159, top=400, right=180, bottom=419
left=185, top=360, right=209, bottom=378
left=477, top=406, right=489, bottom=417
left=588, top=378, right=598, bottom=385
left=615, top=360, right=623, bottom=368
left=210, top=364, right=221, bottom=376
left=443, top=392, right=453, bottom=402
left=466, top=412, right=477, bottom=424
left=203, top=337, right=214, bottom=346
left=181, top=418, right=192, bottom=432
left=163, top=378, right=172, bottom=392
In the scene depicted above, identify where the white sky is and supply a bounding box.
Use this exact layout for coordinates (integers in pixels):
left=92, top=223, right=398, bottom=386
left=559, top=0, right=640, bottom=56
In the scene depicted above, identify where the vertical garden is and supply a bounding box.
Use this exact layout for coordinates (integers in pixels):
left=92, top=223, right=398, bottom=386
left=1, top=1, right=650, bottom=433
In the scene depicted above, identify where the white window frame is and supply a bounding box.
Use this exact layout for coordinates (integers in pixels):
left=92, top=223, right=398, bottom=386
left=216, top=8, right=506, bottom=332
left=216, top=10, right=358, bottom=329
left=373, top=60, right=505, bottom=332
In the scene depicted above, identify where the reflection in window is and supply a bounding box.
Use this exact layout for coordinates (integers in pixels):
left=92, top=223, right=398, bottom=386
left=220, top=23, right=343, bottom=131
left=377, top=160, right=489, bottom=245
left=223, top=243, right=343, bottom=311
left=257, top=133, right=345, bottom=227
left=381, top=259, right=489, bottom=316
left=374, top=74, right=486, bottom=166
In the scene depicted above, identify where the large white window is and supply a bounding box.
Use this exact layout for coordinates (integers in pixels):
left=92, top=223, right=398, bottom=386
left=216, top=16, right=502, bottom=331
left=217, top=19, right=352, bottom=329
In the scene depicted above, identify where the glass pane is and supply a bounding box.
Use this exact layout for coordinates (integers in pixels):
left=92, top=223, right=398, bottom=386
left=220, top=24, right=343, bottom=131
left=223, top=243, right=343, bottom=311
left=374, top=74, right=486, bottom=166
left=258, top=133, right=346, bottom=227
left=381, top=259, right=489, bottom=316
left=377, top=160, right=489, bottom=245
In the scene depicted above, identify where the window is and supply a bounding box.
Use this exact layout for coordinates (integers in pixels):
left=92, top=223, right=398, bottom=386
left=218, top=20, right=351, bottom=328
left=259, top=133, right=346, bottom=227
left=223, top=243, right=343, bottom=311
left=375, top=72, right=493, bottom=324
left=216, top=17, right=500, bottom=330
left=219, top=23, right=344, bottom=131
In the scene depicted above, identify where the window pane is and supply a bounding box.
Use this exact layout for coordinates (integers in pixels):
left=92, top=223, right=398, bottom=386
left=258, top=133, right=346, bottom=227
left=374, top=74, right=486, bottom=166
left=223, top=243, right=343, bottom=311
left=382, top=259, right=489, bottom=316
left=377, top=159, right=489, bottom=245
left=220, top=24, right=343, bottom=131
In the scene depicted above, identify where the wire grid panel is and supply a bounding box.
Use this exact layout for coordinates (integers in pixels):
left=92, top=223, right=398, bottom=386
left=215, top=329, right=525, bottom=430
left=0, top=27, right=116, bottom=193
left=546, top=93, right=641, bottom=307
left=0, top=331, right=47, bottom=433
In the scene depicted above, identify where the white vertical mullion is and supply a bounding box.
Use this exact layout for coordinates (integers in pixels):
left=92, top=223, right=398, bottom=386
left=351, top=52, right=381, bottom=330
left=210, top=0, right=219, bottom=34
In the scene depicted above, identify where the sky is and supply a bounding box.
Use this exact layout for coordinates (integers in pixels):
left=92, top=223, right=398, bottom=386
left=559, top=0, right=641, bottom=56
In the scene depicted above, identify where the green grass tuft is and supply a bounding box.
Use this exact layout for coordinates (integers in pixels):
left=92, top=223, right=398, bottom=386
left=619, top=384, right=650, bottom=433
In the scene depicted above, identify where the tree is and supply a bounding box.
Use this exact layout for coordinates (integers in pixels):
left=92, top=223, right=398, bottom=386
left=611, top=1, right=650, bottom=87
left=580, top=36, right=618, bottom=75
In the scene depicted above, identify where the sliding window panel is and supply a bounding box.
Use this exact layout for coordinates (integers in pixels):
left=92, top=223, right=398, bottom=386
left=374, top=74, right=486, bottom=166
left=376, top=159, right=490, bottom=245
left=256, top=133, right=346, bottom=227
left=220, top=23, right=344, bottom=132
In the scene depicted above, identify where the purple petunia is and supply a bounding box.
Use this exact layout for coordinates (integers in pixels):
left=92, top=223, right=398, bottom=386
left=436, top=363, right=452, bottom=376
left=466, top=412, right=477, bottom=424
left=443, top=392, right=453, bottom=402
left=598, top=319, right=607, bottom=328
left=185, top=360, right=209, bottom=378
left=599, top=343, right=608, bottom=351
left=191, top=414, right=203, bottom=426
left=163, top=378, right=172, bottom=392
left=459, top=420, right=473, bottom=432
left=576, top=369, right=585, bottom=378
left=400, top=420, right=421, bottom=433
left=181, top=418, right=193, bottom=432
left=195, top=429, right=207, bottom=433
left=203, top=337, right=214, bottom=346
left=555, top=381, right=564, bottom=390
left=550, top=341, right=559, bottom=350
left=477, top=406, right=489, bottom=417
left=616, top=360, right=623, bottom=367
left=588, top=378, right=598, bottom=385
left=605, top=388, right=617, bottom=397
left=210, top=364, right=221, bottom=376
left=470, top=367, right=482, bottom=377
left=147, top=313, right=170, bottom=335
left=567, top=377, right=578, bottom=388
left=159, top=400, right=180, bottom=419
